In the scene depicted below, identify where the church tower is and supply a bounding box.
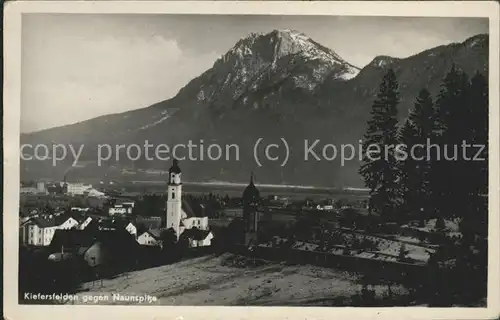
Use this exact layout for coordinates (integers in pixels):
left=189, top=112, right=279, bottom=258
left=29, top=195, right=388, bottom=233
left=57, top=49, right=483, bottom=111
left=166, top=159, right=182, bottom=238
left=242, top=172, right=260, bottom=246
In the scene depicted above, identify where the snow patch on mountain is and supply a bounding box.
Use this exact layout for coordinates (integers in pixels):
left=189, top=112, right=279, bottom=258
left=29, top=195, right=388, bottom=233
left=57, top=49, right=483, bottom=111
left=370, top=56, right=398, bottom=69
left=138, top=110, right=171, bottom=130
left=337, top=65, right=360, bottom=80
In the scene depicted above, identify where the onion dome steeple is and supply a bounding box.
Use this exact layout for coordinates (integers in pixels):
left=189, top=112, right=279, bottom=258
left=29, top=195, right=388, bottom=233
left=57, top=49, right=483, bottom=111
left=243, top=172, right=260, bottom=205
left=169, top=158, right=181, bottom=174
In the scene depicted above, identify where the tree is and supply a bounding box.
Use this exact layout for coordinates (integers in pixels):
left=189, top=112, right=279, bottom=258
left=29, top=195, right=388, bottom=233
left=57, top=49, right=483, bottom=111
left=411, top=89, right=436, bottom=218
left=359, top=69, right=400, bottom=221
left=461, top=72, right=488, bottom=238
left=398, top=89, right=437, bottom=222
left=159, top=228, right=178, bottom=262
left=414, top=68, right=488, bottom=306
left=398, top=119, right=419, bottom=219
left=430, top=65, right=470, bottom=219
left=160, top=228, right=177, bottom=250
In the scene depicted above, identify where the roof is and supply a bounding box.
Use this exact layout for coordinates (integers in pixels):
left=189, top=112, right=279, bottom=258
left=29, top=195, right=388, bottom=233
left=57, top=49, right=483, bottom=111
left=76, top=216, right=92, bottom=224
left=181, top=228, right=212, bottom=241
left=182, top=198, right=205, bottom=218
left=99, top=219, right=129, bottom=230
left=50, top=230, right=97, bottom=250
left=77, top=247, right=91, bottom=255
left=146, top=229, right=162, bottom=239
left=135, top=216, right=163, bottom=231
left=209, top=218, right=233, bottom=228
left=50, top=229, right=139, bottom=253
left=27, top=216, right=77, bottom=228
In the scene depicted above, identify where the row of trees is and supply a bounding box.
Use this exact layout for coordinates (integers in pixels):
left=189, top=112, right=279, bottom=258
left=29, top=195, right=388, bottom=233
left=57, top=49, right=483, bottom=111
left=360, top=66, right=488, bottom=306
left=360, top=65, right=488, bottom=234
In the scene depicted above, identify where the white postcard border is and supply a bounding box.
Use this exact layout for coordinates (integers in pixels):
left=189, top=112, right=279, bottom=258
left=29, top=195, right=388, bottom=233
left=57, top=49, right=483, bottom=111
left=3, top=1, right=500, bottom=319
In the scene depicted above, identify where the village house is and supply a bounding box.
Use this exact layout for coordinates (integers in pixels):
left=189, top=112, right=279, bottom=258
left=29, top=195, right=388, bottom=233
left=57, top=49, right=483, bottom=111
left=20, top=181, right=48, bottom=195
left=107, top=199, right=135, bottom=216
left=108, top=204, right=133, bottom=216
left=61, top=182, right=93, bottom=196
left=316, top=204, right=335, bottom=211
left=82, top=188, right=106, bottom=198
left=137, top=229, right=162, bottom=247
left=181, top=228, right=215, bottom=248
left=20, top=216, right=80, bottom=246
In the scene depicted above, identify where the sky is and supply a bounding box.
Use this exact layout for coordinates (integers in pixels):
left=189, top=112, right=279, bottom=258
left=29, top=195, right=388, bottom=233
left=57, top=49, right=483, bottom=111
left=21, top=14, right=488, bottom=133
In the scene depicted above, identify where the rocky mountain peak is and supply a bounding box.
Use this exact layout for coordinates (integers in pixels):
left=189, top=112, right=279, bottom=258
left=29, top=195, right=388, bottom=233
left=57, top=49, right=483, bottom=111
left=369, top=55, right=399, bottom=69
left=227, top=29, right=359, bottom=73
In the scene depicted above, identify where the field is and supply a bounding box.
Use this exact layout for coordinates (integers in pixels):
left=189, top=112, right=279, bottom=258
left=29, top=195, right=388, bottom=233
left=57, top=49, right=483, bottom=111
left=67, top=253, right=408, bottom=306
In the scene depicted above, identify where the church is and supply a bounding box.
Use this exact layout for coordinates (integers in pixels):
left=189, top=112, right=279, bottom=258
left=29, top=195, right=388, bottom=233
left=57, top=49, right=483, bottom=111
left=242, top=173, right=261, bottom=246
left=165, top=159, right=213, bottom=247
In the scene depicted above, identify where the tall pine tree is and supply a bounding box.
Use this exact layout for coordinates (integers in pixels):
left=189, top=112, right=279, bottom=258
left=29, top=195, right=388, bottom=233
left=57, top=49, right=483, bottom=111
left=398, top=119, right=419, bottom=219
left=399, top=89, right=437, bottom=221
left=360, top=69, right=400, bottom=220
left=461, top=71, right=488, bottom=237
left=430, top=64, right=470, bottom=219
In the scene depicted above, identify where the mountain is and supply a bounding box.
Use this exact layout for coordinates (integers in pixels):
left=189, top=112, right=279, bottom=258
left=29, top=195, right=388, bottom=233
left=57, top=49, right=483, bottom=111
left=21, top=31, right=489, bottom=187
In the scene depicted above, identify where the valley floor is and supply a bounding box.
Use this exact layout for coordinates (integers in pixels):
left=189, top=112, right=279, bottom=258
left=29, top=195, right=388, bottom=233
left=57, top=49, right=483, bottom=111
left=67, top=253, right=409, bottom=306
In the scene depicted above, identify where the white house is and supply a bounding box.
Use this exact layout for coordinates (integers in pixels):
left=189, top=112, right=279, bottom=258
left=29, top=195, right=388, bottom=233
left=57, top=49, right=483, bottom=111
left=121, top=201, right=135, bottom=208
left=83, top=188, right=106, bottom=198
left=187, top=231, right=214, bottom=248
left=36, top=181, right=47, bottom=194
left=180, top=217, right=209, bottom=234
left=137, top=229, right=162, bottom=246
left=108, top=204, right=133, bottom=216
left=61, top=182, right=93, bottom=195
left=316, top=204, right=334, bottom=211
left=20, top=216, right=79, bottom=246
left=20, top=187, right=38, bottom=194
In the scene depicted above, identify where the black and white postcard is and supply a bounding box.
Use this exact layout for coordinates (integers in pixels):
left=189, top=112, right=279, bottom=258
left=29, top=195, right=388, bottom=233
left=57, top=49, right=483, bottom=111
left=3, top=1, right=500, bottom=319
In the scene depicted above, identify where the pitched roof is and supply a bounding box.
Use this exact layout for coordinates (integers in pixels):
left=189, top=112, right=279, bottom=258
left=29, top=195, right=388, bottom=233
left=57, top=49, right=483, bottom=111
left=181, top=228, right=212, bottom=241
left=146, top=229, right=162, bottom=239
left=50, top=229, right=139, bottom=253
left=135, top=216, right=163, bottom=232
left=99, top=218, right=129, bottom=230
left=182, top=198, right=205, bottom=218
left=50, top=229, right=97, bottom=250
left=28, top=216, right=77, bottom=228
